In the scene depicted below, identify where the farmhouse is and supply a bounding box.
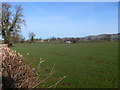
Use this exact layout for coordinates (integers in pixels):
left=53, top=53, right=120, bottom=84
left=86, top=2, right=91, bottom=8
left=37, top=39, right=44, bottom=42
left=64, top=40, right=71, bottom=44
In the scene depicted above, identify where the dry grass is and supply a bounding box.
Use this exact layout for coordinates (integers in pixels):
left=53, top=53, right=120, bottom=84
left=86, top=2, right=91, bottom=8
left=1, top=44, right=65, bottom=89
left=2, top=44, right=37, bottom=88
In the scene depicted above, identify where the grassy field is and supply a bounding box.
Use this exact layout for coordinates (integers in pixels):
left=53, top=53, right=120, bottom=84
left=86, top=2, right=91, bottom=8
left=11, top=42, right=118, bottom=88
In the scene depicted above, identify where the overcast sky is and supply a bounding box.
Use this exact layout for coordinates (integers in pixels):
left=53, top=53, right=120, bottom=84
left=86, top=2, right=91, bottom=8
left=9, top=2, right=118, bottom=39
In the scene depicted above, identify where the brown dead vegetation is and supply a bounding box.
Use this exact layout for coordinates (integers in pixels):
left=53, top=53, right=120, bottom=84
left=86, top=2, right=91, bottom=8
left=1, top=44, right=65, bottom=89
left=2, top=44, right=37, bottom=88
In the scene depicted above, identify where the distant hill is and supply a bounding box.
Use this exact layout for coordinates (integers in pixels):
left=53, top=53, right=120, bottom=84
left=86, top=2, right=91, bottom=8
left=80, top=33, right=120, bottom=41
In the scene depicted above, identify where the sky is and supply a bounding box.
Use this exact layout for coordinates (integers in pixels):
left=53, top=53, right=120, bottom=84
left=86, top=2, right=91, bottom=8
left=7, top=2, right=118, bottom=39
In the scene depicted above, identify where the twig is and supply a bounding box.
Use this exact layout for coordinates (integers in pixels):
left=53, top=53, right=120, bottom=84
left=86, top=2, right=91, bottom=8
left=31, top=72, right=53, bottom=88
left=19, top=79, right=28, bottom=88
left=47, top=76, right=66, bottom=88
left=36, top=58, right=42, bottom=71
left=51, top=64, right=56, bottom=73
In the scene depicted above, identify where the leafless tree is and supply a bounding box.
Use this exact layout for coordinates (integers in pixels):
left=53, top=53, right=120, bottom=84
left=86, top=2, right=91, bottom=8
left=0, top=3, right=25, bottom=46
left=29, top=32, right=35, bottom=43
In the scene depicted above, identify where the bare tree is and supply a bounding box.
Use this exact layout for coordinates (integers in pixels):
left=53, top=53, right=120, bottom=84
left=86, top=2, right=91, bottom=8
left=29, top=32, right=35, bottom=43
left=0, top=3, right=25, bottom=46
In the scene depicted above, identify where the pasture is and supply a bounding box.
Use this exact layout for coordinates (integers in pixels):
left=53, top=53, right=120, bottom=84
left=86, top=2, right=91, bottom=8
left=11, top=42, right=118, bottom=88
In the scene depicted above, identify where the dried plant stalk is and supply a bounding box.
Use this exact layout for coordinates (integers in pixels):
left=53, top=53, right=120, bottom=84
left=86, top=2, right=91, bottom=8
left=1, top=44, right=65, bottom=89
left=1, top=44, right=37, bottom=88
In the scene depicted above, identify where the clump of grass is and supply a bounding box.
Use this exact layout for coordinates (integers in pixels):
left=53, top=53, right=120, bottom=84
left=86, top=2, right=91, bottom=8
left=1, top=44, right=65, bottom=89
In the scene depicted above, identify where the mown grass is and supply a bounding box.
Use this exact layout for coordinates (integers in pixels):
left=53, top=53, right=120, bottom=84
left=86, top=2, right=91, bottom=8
left=11, top=42, right=118, bottom=88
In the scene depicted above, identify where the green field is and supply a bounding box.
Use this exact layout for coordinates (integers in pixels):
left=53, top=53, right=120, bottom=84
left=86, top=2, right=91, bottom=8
left=11, top=42, right=118, bottom=88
